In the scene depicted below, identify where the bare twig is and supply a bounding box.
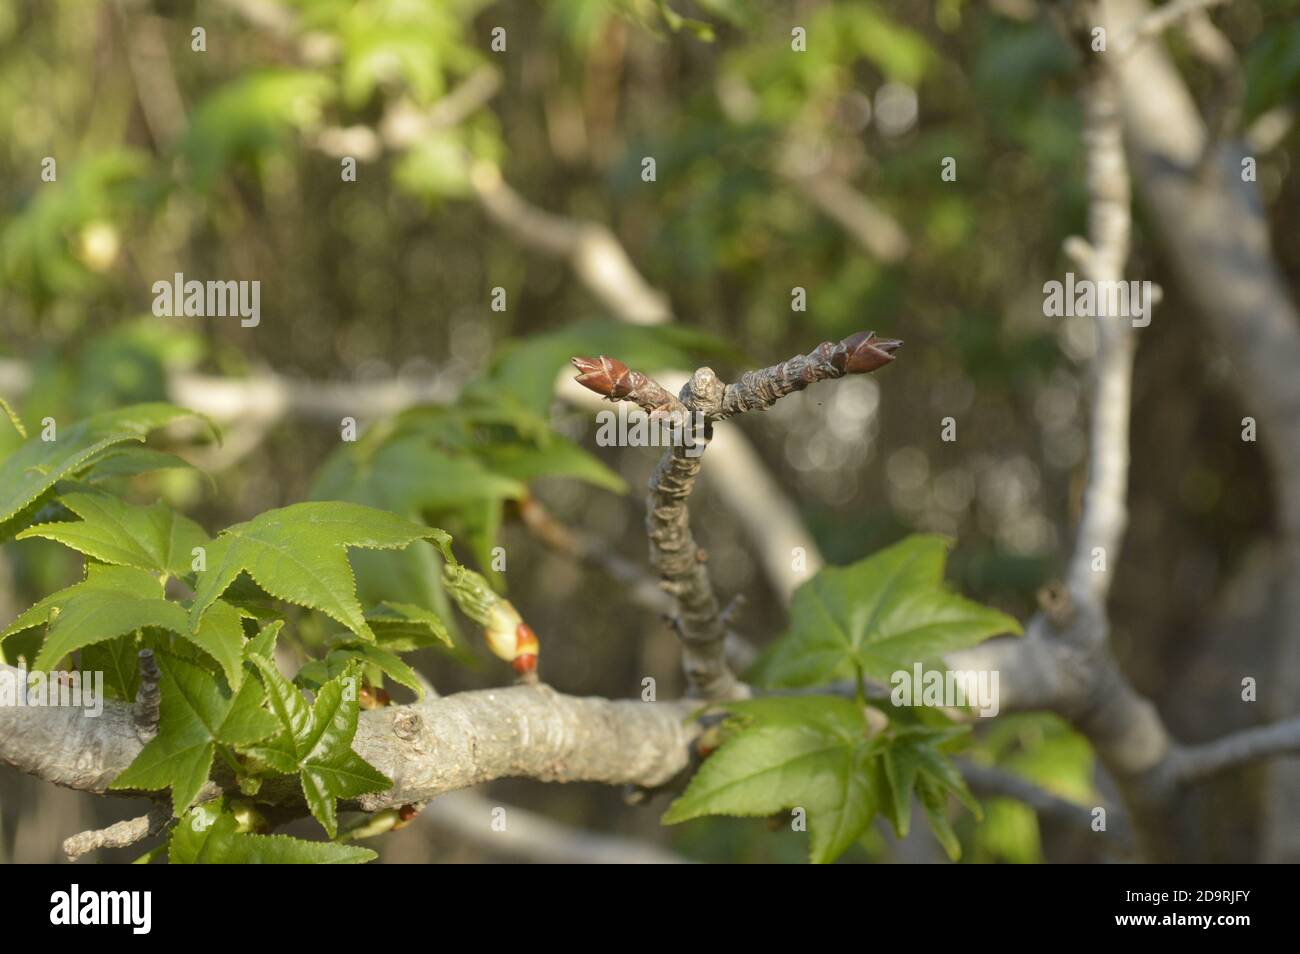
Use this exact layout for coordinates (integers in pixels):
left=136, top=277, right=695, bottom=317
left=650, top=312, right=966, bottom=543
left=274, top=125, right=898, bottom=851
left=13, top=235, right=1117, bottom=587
left=571, top=355, right=685, bottom=417
left=571, top=335, right=902, bottom=699
left=648, top=372, right=736, bottom=699
left=717, top=332, right=902, bottom=420
left=63, top=803, right=171, bottom=861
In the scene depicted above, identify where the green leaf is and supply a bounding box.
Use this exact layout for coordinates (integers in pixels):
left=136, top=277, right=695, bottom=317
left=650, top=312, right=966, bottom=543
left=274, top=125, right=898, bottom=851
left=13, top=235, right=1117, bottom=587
left=304, top=642, right=425, bottom=698
left=80, top=447, right=203, bottom=483
left=0, top=397, right=27, bottom=439
left=474, top=435, right=627, bottom=494
left=80, top=633, right=140, bottom=700
left=247, top=655, right=391, bottom=837
left=0, top=403, right=213, bottom=540
left=244, top=619, right=283, bottom=661
left=756, top=535, right=1021, bottom=688
left=1, top=562, right=248, bottom=686
left=663, top=696, right=884, bottom=864
left=916, top=775, right=963, bottom=861
left=186, top=598, right=250, bottom=692
left=365, top=601, right=453, bottom=651
left=313, top=437, right=526, bottom=515
left=880, top=726, right=979, bottom=852
left=170, top=802, right=375, bottom=864
left=18, top=487, right=208, bottom=578
left=110, top=651, right=279, bottom=813
left=181, top=70, right=333, bottom=189
left=190, top=502, right=450, bottom=641
left=0, top=564, right=186, bottom=671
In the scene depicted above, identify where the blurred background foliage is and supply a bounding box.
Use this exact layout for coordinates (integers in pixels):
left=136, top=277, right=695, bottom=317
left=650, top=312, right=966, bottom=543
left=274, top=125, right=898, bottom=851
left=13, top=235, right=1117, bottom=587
left=1, top=0, right=1298, bottom=863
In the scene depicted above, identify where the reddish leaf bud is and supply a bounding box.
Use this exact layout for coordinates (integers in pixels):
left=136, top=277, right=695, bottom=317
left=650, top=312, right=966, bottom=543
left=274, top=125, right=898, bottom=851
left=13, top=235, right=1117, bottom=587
left=840, top=332, right=902, bottom=375
left=511, top=622, right=539, bottom=675
left=571, top=355, right=635, bottom=399
left=396, top=804, right=421, bottom=828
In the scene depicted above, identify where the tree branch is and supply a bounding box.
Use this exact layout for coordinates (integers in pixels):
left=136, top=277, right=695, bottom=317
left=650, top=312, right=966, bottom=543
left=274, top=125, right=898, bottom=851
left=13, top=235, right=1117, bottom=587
left=1170, top=716, right=1300, bottom=785
left=63, top=803, right=171, bottom=862
left=717, top=332, right=902, bottom=421
left=957, top=759, right=1134, bottom=851
left=0, top=665, right=700, bottom=811
left=571, top=335, right=901, bottom=699
left=1114, top=0, right=1234, bottom=56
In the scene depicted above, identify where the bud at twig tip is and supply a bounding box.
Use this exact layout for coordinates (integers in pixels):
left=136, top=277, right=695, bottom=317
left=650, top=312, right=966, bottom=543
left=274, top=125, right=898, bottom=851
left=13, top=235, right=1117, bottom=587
left=841, top=331, right=903, bottom=375
left=571, top=354, right=632, bottom=398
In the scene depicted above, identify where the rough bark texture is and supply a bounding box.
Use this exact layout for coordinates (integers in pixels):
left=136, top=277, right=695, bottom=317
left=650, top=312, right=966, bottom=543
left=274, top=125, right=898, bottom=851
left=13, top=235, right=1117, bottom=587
left=645, top=369, right=739, bottom=700
left=354, top=686, right=699, bottom=808
left=0, top=665, right=699, bottom=810
left=717, top=332, right=901, bottom=420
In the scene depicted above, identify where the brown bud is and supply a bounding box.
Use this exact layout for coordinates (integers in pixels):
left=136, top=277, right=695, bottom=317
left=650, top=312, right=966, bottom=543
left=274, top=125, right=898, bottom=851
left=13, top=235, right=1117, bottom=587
left=840, top=331, right=902, bottom=375
left=571, top=355, right=635, bottom=399
left=395, top=804, right=421, bottom=829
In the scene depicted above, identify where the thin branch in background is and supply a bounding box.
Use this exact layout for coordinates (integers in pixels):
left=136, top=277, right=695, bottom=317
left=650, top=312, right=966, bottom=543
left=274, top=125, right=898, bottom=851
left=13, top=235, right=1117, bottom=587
left=957, top=759, right=1134, bottom=853
left=1113, top=0, right=1235, bottom=57
left=1170, top=715, right=1300, bottom=785
left=469, top=162, right=673, bottom=325
left=420, top=790, right=691, bottom=864
left=1062, top=2, right=1139, bottom=613
left=111, top=0, right=188, bottom=148
left=783, top=169, right=911, bottom=263
left=716, top=75, right=911, bottom=263
left=516, top=496, right=674, bottom=618
left=1180, top=10, right=1244, bottom=175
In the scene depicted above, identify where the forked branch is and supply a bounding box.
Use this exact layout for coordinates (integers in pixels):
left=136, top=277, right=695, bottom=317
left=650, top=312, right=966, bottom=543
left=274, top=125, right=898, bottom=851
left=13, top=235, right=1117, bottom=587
left=572, top=332, right=902, bottom=699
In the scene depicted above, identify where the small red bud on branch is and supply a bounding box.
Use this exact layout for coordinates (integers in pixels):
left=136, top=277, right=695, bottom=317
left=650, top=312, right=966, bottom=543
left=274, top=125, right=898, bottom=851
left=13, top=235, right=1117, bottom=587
left=571, top=355, right=683, bottom=416
left=571, top=355, right=637, bottom=399
left=442, top=562, right=541, bottom=678
left=839, top=331, right=902, bottom=375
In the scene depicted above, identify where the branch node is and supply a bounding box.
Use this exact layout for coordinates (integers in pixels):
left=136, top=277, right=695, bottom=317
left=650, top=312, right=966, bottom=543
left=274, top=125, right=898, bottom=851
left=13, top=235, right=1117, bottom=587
left=1037, top=581, right=1076, bottom=631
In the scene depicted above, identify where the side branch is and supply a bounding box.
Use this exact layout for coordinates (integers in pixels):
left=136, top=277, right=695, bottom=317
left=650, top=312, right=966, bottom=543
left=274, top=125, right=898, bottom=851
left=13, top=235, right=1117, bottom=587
left=571, top=337, right=901, bottom=700
left=1170, top=716, right=1300, bottom=785
left=718, top=332, right=901, bottom=420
